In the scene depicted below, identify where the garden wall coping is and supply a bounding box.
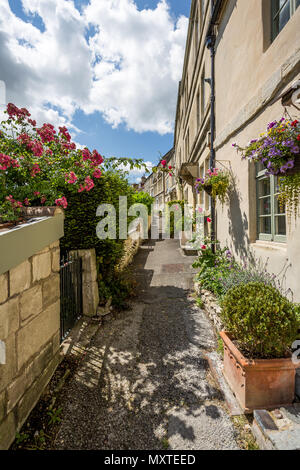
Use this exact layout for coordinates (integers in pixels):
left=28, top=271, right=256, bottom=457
left=0, top=213, right=64, bottom=275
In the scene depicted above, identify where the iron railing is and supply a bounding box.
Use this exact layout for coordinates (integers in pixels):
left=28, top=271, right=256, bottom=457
left=60, top=252, right=83, bottom=341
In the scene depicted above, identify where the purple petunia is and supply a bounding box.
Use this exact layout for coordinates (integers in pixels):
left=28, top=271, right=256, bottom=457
left=286, top=160, right=295, bottom=169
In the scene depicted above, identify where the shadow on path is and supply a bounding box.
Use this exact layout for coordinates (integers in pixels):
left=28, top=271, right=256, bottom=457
left=54, top=239, right=239, bottom=450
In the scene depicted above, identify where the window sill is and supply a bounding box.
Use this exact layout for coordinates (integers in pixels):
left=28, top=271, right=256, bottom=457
left=250, top=240, right=287, bottom=252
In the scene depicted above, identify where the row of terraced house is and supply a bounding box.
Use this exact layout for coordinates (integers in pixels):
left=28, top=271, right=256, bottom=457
left=143, top=0, right=300, bottom=302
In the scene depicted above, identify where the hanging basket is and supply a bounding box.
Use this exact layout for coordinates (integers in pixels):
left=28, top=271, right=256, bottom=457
left=263, top=155, right=300, bottom=177
left=285, top=155, right=300, bottom=176
left=203, top=184, right=213, bottom=196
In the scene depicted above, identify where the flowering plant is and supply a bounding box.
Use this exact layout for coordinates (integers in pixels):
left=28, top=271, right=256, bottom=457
left=232, top=118, right=300, bottom=175
left=0, top=103, right=146, bottom=222
left=195, top=168, right=230, bottom=205
left=152, top=159, right=175, bottom=178
left=0, top=103, right=104, bottom=217
left=233, top=118, right=300, bottom=220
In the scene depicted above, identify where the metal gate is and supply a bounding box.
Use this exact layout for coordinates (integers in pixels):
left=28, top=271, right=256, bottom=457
left=60, top=252, right=83, bottom=341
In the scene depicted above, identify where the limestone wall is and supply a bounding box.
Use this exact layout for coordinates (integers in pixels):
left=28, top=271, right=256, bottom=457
left=0, top=217, right=63, bottom=449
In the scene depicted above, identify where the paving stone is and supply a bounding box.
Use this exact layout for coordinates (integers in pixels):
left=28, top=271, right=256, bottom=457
left=253, top=406, right=300, bottom=450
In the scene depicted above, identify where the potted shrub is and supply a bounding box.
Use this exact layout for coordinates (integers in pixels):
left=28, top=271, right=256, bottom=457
left=220, top=282, right=300, bottom=413
left=233, top=118, right=300, bottom=220
left=195, top=168, right=230, bottom=204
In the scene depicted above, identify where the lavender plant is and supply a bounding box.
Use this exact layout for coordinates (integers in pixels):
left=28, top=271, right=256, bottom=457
left=219, top=257, right=293, bottom=300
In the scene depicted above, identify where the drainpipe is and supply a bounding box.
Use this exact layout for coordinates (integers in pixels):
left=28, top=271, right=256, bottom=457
left=205, top=0, right=224, bottom=253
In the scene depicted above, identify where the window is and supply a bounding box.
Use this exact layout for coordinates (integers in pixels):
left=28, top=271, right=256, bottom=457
left=185, top=130, right=190, bottom=161
left=271, top=0, right=300, bottom=41
left=201, top=69, right=205, bottom=118
left=194, top=11, right=199, bottom=59
left=256, top=165, right=286, bottom=242
left=196, top=89, right=200, bottom=129
left=201, top=0, right=205, bottom=23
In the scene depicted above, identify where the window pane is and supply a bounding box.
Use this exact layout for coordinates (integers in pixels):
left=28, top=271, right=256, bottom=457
left=259, top=197, right=271, bottom=215
left=258, top=178, right=271, bottom=197
left=274, top=196, right=285, bottom=215
left=260, top=217, right=272, bottom=234
left=272, top=0, right=291, bottom=39
left=275, top=216, right=286, bottom=235
left=279, top=0, right=291, bottom=30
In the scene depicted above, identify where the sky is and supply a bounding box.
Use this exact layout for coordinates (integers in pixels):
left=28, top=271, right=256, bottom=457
left=0, top=0, right=190, bottom=182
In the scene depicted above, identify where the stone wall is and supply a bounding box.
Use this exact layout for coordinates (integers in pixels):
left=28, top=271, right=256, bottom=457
left=195, top=282, right=224, bottom=332
left=0, top=217, right=63, bottom=449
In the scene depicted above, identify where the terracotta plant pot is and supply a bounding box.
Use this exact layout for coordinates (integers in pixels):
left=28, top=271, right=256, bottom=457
left=220, top=331, right=297, bottom=413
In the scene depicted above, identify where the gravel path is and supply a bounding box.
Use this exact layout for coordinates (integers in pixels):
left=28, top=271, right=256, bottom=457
left=54, top=238, right=239, bottom=450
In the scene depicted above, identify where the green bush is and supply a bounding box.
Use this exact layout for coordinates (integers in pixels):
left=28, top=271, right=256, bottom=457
left=132, top=191, right=154, bottom=213
left=221, top=282, right=299, bottom=359
left=61, top=171, right=135, bottom=307
left=165, top=200, right=185, bottom=236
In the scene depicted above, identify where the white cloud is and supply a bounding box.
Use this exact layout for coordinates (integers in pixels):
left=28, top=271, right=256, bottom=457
left=119, top=159, right=153, bottom=182
left=0, top=0, right=188, bottom=136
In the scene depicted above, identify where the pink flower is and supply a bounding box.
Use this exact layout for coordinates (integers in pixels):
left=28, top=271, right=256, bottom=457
left=91, top=150, right=103, bottom=167
left=31, top=163, right=41, bottom=177
left=201, top=245, right=207, bottom=250
left=168, top=165, right=172, bottom=170
left=65, top=171, right=78, bottom=184
left=7, top=103, right=30, bottom=121
left=55, top=196, right=68, bottom=209
left=34, top=191, right=40, bottom=196
left=59, top=126, right=71, bottom=142
left=82, top=148, right=91, bottom=161
left=161, top=160, right=167, bottom=167
left=93, top=168, right=102, bottom=178
left=198, top=207, right=203, bottom=213
left=84, top=176, right=94, bottom=191
left=6, top=194, right=22, bottom=209
left=41, top=196, right=46, bottom=204
left=207, top=217, right=212, bottom=223
left=0, top=153, right=19, bottom=170
left=37, top=123, right=56, bottom=143
left=31, top=140, right=44, bottom=157
left=24, top=198, right=30, bottom=206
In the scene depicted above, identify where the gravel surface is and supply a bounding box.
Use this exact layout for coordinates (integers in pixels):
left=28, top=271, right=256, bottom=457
left=54, top=239, right=239, bottom=450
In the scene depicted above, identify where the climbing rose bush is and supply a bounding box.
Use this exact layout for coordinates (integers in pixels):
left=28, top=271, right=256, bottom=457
left=0, top=103, right=104, bottom=217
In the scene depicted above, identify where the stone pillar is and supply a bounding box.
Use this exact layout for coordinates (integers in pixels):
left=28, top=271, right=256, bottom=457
left=71, top=249, right=99, bottom=317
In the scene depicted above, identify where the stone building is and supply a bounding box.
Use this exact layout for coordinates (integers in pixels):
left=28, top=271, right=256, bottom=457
left=143, top=148, right=175, bottom=206
left=173, top=0, right=300, bottom=301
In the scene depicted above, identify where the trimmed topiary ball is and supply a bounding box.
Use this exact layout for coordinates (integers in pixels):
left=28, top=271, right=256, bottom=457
left=221, top=282, right=299, bottom=359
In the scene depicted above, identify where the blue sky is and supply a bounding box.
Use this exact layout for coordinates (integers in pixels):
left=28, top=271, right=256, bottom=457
left=2, top=0, right=190, bottom=178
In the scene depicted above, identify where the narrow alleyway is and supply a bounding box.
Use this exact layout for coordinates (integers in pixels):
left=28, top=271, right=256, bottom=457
left=54, top=238, right=239, bottom=450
